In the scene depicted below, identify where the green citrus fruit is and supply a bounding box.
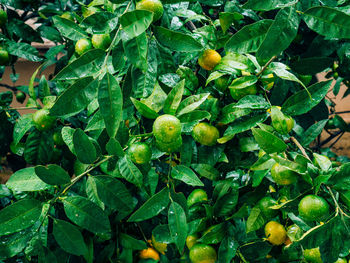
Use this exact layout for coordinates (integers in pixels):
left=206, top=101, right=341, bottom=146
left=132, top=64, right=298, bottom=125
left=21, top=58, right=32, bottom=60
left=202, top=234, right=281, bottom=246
left=189, top=243, right=217, bottom=263
left=260, top=72, right=275, bottom=90
left=264, top=221, right=287, bottom=245
left=75, top=38, right=92, bottom=56
left=335, top=258, right=347, bottom=263
left=198, top=49, right=221, bottom=71
left=258, top=197, right=278, bottom=218
left=153, top=114, right=181, bottom=143
left=304, top=247, right=322, bottom=263
left=192, top=123, right=219, bottom=146
left=325, top=118, right=336, bottom=129
left=0, top=48, right=10, bottom=66
left=214, top=75, right=229, bottom=91
left=136, top=0, right=164, bottom=22
left=128, top=142, right=152, bottom=164
left=0, top=10, right=7, bottom=27
left=15, top=91, right=26, bottom=104
left=60, top=12, right=74, bottom=21
left=187, top=189, right=208, bottom=207
left=91, top=33, right=112, bottom=50
left=271, top=163, right=298, bottom=185
left=32, top=109, right=56, bottom=131
left=298, top=195, right=329, bottom=221
left=53, top=131, right=64, bottom=146
left=155, top=136, right=182, bottom=153
left=186, top=233, right=199, bottom=250
left=286, top=224, right=303, bottom=242
left=272, top=114, right=294, bottom=135
left=229, top=84, right=257, bottom=101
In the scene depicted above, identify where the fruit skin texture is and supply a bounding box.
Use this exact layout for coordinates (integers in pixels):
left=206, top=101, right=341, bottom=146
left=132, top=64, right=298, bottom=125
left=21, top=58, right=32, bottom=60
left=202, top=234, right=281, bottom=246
left=16, top=92, right=26, bottom=104
left=258, top=197, right=278, bottom=218
left=186, top=234, right=199, bottom=250
left=153, top=114, right=181, bottom=143
left=139, top=247, right=160, bottom=261
left=189, top=243, right=217, bottom=263
left=303, top=247, right=322, bottom=263
left=136, top=0, right=164, bottom=21
left=187, top=189, right=208, bottom=207
left=32, top=109, right=56, bottom=131
left=271, top=107, right=294, bottom=135
left=192, top=123, right=219, bottom=146
left=75, top=38, right=92, bottom=56
left=271, top=163, right=298, bottom=185
left=229, top=84, right=257, bottom=101
left=151, top=235, right=167, bottom=254
left=128, top=142, right=152, bottom=164
left=155, top=136, right=182, bottom=153
left=53, top=131, right=65, bottom=146
left=335, top=258, right=347, bottom=263
left=91, top=33, right=112, bottom=50
left=0, top=10, right=7, bottom=27
left=298, top=195, right=329, bottom=221
left=264, top=221, right=287, bottom=245
left=0, top=48, right=10, bottom=66
left=198, top=49, right=221, bottom=71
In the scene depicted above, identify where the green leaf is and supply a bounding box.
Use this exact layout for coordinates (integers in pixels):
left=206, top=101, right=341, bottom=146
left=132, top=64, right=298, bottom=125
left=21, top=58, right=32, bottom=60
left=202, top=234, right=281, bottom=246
left=98, top=73, right=123, bottom=138
left=282, top=80, right=332, bottom=116
left=141, top=82, right=167, bottom=112
left=243, top=0, right=298, bottom=11
left=0, top=229, right=32, bottom=260
left=219, top=12, right=244, bottom=33
left=199, top=223, right=226, bottom=244
left=163, top=79, right=185, bottom=115
left=6, top=41, right=42, bottom=62
left=24, top=130, right=54, bottom=165
left=214, top=185, right=238, bottom=217
left=327, top=163, right=350, bottom=191
left=106, top=138, right=124, bottom=157
left=191, top=163, right=220, bottom=181
left=53, top=219, right=88, bottom=256
left=50, top=77, right=97, bottom=117
left=291, top=57, right=334, bottom=75
left=53, top=16, right=88, bottom=41
left=225, top=20, right=273, bottom=53
left=62, top=196, right=111, bottom=234
left=300, top=120, right=328, bottom=146
left=234, top=95, right=270, bottom=110
left=120, top=233, right=147, bottom=250
left=34, top=165, right=71, bottom=186
left=128, top=188, right=170, bottom=222
left=252, top=128, right=287, bottom=153
left=229, top=75, right=258, bottom=90
left=13, top=114, right=33, bottom=145
left=246, top=206, right=266, bottom=233
left=118, top=155, right=143, bottom=187
left=168, top=202, right=187, bottom=253
left=6, top=167, right=51, bottom=192
left=303, top=7, right=350, bottom=39
left=171, top=165, right=204, bottom=187
left=177, top=93, right=210, bottom=116
left=257, top=7, right=300, bottom=62
left=123, top=32, right=148, bottom=71
left=0, top=199, right=42, bottom=236
left=81, top=12, right=119, bottom=34
left=120, top=10, right=153, bottom=39
left=73, top=129, right=97, bottom=164
left=218, top=231, right=239, bottom=262
left=131, top=97, right=159, bottom=119
left=154, top=26, right=203, bottom=52
left=313, top=153, right=332, bottom=171
left=88, top=176, right=135, bottom=212
left=61, top=127, right=76, bottom=154
left=269, top=62, right=306, bottom=88
left=54, top=49, right=105, bottom=80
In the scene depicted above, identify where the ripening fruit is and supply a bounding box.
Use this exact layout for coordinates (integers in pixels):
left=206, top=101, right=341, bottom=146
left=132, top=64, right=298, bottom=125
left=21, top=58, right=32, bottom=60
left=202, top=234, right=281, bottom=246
left=155, top=136, right=182, bottom=153
left=303, top=247, right=322, bottom=263
left=91, top=33, right=112, bottom=50
left=264, top=221, right=287, bottom=245
left=335, top=258, right=347, bottom=263
left=192, top=123, right=219, bottom=146
left=136, top=0, right=164, bottom=22
left=128, top=142, right=152, bottom=164
left=198, top=49, right=221, bottom=71
left=298, top=195, right=329, bottom=221
left=270, top=107, right=294, bottom=135
left=139, top=247, right=160, bottom=261
left=187, top=189, right=208, bottom=207
left=270, top=163, right=298, bottom=185
left=75, top=38, right=92, bottom=56
left=0, top=10, right=7, bottom=27
left=32, top=109, right=56, bottom=131
left=153, top=114, right=181, bottom=143
left=151, top=235, right=167, bottom=255
left=258, top=197, right=278, bottom=218
left=189, top=243, right=217, bottom=263
left=186, top=233, right=199, bottom=250
left=15, top=91, right=26, bottom=104
left=0, top=48, right=10, bottom=66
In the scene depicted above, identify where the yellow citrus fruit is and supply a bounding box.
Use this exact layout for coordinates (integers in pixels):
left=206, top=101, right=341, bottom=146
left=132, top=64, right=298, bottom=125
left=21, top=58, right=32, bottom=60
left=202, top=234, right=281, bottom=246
left=198, top=49, right=221, bottom=71
left=136, top=0, right=164, bottom=21
left=128, top=142, right=152, bottom=164
left=91, top=33, right=112, bottom=50
left=153, top=114, right=181, bottom=143
left=151, top=235, right=167, bottom=255
left=229, top=84, right=257, bottom=101
left=75, top=38, right=92, bottom=56
left=270, top=163, right=298, bottom=185
left=32, top=109, right=56, bottom=131
left=192, top=123, right=219, bottom=146
left=335, top=258, right=347, bottom=263
left=298, top=195, right=329, bottom=221
left=139, top=247, right=160, bottom=261
left=258, top=196, right=278, bottom=218
left=187, top=189, right=208, bottom=207
left=82, top=6, right=99, bottom=18
left=303, top=247, right=322, bottom=263
left=186, top=233, right=199, bottom=250
left=0, top=48, right=10, bottom=66
left=264, top=221, right=287, bottom=245
left=189, top=243, right=217, bottom=263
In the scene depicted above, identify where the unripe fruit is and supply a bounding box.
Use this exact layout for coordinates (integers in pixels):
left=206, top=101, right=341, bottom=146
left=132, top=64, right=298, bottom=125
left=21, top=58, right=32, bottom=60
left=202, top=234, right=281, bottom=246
left=75, top=38, right=92, bottom=56
left=298, top=195, right=329, bottom=221
left=192, top=123, right=219, bottom=146
left=91, top=33, right=112, bottom=50
left=128, top=142, right=152, bottom=164
left=187, top=189, right=208, bottom=207
left=32, top=109, right=56, bottom=131
left=271, top=163, right=298, bottom=185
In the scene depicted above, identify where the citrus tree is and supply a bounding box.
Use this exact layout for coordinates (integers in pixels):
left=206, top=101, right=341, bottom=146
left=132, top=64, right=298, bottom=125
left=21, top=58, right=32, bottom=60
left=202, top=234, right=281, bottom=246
left=2, top=0, right=350, bottom=262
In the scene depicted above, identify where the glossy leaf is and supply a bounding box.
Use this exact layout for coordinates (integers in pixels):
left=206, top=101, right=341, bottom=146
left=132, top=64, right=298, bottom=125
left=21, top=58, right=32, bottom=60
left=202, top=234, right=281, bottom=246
left=177, top=93, right=210, bottom=116
left=13, top=114, right=33, bottom=145
left=7, top=41, right=42, bottom=62
left=171, top=165, right=204, bottom=186
left=73, top=129, right=97, bottom=164
left=163, top=79, right=185, bottom=115
left=118, top=155, right=143, bottom=187
left=34, top=165, right=71, bottom=186
left=6, top=167, right=51, bottom=192
left=120, top=10, right=153, bottom=39
left=53, top=16, right=88, bottom=41
left=168, top=202, right=187, bottom=253
left=300, top=119, right=328, bottom=146
left=131, top=97, right=159, bottom=119
left=243, top=0, right=298, bottom=11
left=252, top=128, right=287, bottom=153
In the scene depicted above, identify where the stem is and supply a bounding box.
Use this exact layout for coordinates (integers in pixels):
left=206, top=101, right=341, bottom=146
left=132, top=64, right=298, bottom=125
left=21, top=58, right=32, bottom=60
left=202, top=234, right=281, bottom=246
left=257, top=56, right=277, bottom=77
left=9, top=107, right=39, bottom=110
left=328, top=132, right=344, bottom=148
left=290, top=136, right=312, bottom=162
left=325, top=186, right=350, bottom=219
left=332, top=110, right=350, bottom=115
left=318, top=131, right=343, bottom=147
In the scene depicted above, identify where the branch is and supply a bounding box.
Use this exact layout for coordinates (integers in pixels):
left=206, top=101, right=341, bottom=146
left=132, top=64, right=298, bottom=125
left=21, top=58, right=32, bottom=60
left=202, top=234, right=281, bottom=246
left=290, top=136, right=311, bottom=162
left=257, top=56, right=277, bottom=77
left=0, top=83, right=20, bottom=92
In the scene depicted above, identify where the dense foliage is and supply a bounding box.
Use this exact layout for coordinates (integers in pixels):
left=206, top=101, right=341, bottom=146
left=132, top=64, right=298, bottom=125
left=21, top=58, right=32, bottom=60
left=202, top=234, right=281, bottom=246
left=1, top=0, right=350, bottom=262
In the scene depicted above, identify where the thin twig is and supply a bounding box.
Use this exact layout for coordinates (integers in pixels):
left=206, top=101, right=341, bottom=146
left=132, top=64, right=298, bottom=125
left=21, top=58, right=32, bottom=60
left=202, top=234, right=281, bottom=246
left=328, top=132, right=344, bottom=148
left=290, top=136, right=311, bottom=162
left=332, top=110, right=350, bottom=115
left=257, top=56, right=277, bottom=77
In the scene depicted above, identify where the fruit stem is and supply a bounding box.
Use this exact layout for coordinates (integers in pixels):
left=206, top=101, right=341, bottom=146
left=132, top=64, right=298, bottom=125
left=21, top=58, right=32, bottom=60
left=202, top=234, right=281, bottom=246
left=290, top=136, right=311, bottom=162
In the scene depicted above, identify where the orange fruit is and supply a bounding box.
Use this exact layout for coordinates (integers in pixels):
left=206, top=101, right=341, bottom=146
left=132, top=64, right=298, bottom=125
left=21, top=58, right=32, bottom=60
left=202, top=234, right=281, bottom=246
left=153, top=114, right=181, bottom=144
left=32, top=109, right=56, bottom=131
left=198, top=49, right=221, bottom=71
left=265, top=221, right=287, bottom=245
left=128, top=142, right=152, bottom=164
left=139, top=247, right=160, bottom=261
left=75, top=38, right=92, bottom=56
